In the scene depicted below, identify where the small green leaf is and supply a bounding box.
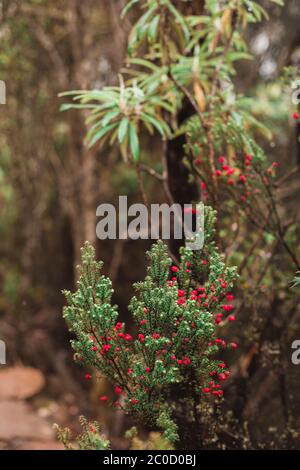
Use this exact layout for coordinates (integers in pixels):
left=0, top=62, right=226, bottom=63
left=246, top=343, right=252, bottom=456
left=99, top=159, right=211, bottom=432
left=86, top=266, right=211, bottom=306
left=165, top=0, right=190, bottom=41
left=148, top=15, right=160, bottom=42
left=127, top=57, right=160, bottom=72
left=87, top=122, right=118, bottom=148
left=141, top=112, right=170, bottom=137
left=60, top=103, right=98, bottom=112
left=118, top=117, right=129, bottom=143
left=101, top=109, right=120, bottom=127
left=121, top=0, right=139, bottom=19
left=129, top=123, right=140, bottom=161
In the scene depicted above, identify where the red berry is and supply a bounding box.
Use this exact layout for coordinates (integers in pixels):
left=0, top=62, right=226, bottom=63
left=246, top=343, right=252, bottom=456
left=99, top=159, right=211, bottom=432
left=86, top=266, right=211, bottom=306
left=293, top=112, right=299, bottom=120
left=221, top=304, right=234, bottom=312
left=102, top=344, right=111, bottom=353
left=138, top=334, right=145, bottom=343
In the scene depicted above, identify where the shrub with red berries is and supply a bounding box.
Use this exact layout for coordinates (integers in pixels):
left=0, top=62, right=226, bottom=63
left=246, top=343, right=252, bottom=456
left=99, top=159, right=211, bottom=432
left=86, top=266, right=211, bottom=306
left=63, top=206, right=238, bottom=447
left=58, top=0, right=300, bottom=451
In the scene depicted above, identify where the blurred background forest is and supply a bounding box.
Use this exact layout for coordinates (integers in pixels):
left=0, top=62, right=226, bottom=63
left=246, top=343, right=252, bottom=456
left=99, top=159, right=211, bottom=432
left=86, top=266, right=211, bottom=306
left=0, top=0, right=300, bottom=450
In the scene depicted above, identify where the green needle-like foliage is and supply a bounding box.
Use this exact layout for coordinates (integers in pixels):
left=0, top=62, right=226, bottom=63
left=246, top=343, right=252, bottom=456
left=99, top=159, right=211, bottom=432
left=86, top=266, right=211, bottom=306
left=63, top=206, right=238, bottom=446
left=55, top=416, right=110, bottom=450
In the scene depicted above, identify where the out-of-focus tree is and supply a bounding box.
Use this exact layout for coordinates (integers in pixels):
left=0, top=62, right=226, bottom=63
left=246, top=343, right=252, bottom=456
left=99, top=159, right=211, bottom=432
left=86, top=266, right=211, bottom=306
left=0, top=0, right=130, bottom=289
